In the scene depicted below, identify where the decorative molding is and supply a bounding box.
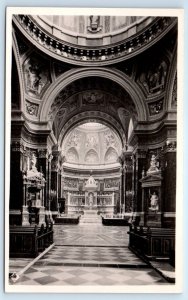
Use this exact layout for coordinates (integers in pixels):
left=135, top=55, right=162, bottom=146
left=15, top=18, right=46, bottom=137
left=171, top=72, right=177, bottom=109
left=15, top=32, right=29, bottom=55
left=14, top=15, right=176, bottom=66
left=26, top=101, right=39, bottom=116
left=58, top=111, right=125, bottom=149
left=39, top=67, right=147, bottom=122
left=87, top=16, right=102, bottom=33
left=148, top=99, right=163, bottom=115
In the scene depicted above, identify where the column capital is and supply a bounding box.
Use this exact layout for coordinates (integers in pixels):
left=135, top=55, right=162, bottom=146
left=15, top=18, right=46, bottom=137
left=135, top=148, right=147, bottom=159
left=163, top=140, right=177, bottom=153
left=38, top=148, right=48, bottom=158
left=11, top=141, right=25, bottom=153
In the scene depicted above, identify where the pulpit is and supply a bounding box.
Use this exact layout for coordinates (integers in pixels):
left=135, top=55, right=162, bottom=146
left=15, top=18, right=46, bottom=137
left=22, top=154, right=46, bottom=226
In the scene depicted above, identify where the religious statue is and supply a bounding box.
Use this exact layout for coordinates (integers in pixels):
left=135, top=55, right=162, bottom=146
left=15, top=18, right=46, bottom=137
left=147, top=154, right=159, bottom=174
left=89, top=193, right=94, bottom=207
left=149, top=192, right=159, bottom=211
left=30, top=153, right=37, bottom=172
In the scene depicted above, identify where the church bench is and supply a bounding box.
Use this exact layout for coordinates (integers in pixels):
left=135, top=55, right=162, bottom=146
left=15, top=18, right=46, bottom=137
left=128, top=226, right=175, bottom=262
left=9, top=224, right=53, bottom=258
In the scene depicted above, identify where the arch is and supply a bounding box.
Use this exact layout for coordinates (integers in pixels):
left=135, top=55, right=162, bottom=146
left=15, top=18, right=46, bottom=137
left=65, top=147, right=79, bottom=163
left=39, top=67, right=147, bottom=122
left=58, top=112, right=125, bottom=148
left=12, top=31, right=25, bottom=111
left=104, top=147, right=118, bottom=164
left=165, top=46, right=177, bottom=111
left=84, top=149, right=99, bottom=164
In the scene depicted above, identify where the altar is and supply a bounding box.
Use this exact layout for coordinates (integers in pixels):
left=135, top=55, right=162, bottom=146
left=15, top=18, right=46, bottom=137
left=67, top=175, right=115, bottom=215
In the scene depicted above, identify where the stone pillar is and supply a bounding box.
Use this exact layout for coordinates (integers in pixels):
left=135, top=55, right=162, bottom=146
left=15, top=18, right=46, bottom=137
left=162, top=141, right=176, bottom=228
left=135, top=149, right=147, bottom=211
left=22, top=175, right=30, bottom=226
left=124, top=154, right=133, bottom=212
left=133, top=149, right=147, bottom=225
left=51, top=148, right=61, bottom=213
left=10, top=142, right=25, bottom=210
left=38, top=149, right=48, bottom=209
left=47, top=153, right=53, bottom=211
left=119, top=165, right=124, bottom=213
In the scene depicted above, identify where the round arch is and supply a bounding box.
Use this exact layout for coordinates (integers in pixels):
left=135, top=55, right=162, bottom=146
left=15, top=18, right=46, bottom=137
left=39, top=67, right=147, bottom=122
left=58, top=111, right=125, bottom=149
left=12, top=31, right=25, bottom=112
left=165, top=46, right=177, bottom=111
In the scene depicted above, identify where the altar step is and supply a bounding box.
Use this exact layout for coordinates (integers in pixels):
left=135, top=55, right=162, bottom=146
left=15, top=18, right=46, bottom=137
left=80, top=211, right=101, bottom=224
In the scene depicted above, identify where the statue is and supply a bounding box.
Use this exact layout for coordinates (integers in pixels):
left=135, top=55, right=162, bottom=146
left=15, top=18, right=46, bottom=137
left=30, top=153, right=37, bottom=172
left=149, top=192, right=159, bottom=211
left=89, top=193, right=94, bottom=207
left=147, top=154, right=159, bottom=173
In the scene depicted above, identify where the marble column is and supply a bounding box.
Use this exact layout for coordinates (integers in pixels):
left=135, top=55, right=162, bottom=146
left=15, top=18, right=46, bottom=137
left=47, top=153, right=53, bottom=211
left=133, top=149, right=147, bottom=225
left=162, top=142, right=176, bottom=228
left=38, top=149, right=48, bottom=209
left=119, top=165, right=124, bottom=213
left=51, top=149, right=61, bottom=212
left=124, top=154, right=133, bottom=212
left=10, top=142, right=25, bottom=210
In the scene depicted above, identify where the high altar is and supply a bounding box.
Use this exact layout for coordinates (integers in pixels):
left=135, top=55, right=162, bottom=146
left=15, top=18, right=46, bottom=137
left=67, top=175, right=115, bottom=214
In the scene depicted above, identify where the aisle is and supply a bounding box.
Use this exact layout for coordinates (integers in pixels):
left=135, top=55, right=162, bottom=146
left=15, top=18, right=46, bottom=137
left=10, top=224, right=169, bottom=286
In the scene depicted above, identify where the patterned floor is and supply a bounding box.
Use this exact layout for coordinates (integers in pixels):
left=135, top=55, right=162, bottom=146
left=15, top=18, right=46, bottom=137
left=36, top=245, right=146, bottom=266
left=53, top=224, right=129, bottom=246
left=13, top=266, right=168, bottom=286
left=10, top=224, right=170, bottom=286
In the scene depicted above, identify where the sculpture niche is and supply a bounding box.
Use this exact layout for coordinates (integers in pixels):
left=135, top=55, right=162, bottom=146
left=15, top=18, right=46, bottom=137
left=22, top=154, right=46, bottom=226
left=140, top=154, right=162, bottom=227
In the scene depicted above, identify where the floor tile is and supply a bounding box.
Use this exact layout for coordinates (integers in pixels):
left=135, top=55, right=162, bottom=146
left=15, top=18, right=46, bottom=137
left=9, top=224, right=171, bottom=286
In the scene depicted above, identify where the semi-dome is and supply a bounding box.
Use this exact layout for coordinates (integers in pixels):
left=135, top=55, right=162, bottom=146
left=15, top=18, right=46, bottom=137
left=62, top=122, right=122, bottom=167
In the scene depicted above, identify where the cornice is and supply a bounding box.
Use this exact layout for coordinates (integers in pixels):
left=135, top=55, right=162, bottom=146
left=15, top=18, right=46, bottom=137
left=13, top=15, right=177, bottom=66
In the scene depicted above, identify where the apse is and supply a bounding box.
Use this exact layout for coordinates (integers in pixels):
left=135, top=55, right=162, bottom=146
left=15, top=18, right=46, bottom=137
left=62, top=121, right=122, bottom=168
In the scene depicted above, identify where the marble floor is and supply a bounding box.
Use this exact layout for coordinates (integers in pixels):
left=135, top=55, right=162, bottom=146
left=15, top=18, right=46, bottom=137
left=9, top=224, right=171, bottom=286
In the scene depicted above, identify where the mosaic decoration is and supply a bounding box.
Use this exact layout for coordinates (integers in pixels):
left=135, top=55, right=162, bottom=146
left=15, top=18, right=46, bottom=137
left=82, top=91, right=104, bottom=105
left=23, top=56, right=50, bottom=97
left=139, top=59, right=168, bottom=94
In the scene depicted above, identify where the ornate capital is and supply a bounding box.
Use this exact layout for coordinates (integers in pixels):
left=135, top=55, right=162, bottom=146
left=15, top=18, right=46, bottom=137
left=136, top=149, right=147, bottom=159
left=11, top=141, right=25, bottom=153
left=164, top=140, right=177, bottom=153
left=38, top=149, right=48, bottom=158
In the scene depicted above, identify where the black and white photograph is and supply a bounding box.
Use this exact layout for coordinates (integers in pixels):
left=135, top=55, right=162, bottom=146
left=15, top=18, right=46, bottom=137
left=5, top=8, right=183, bottom=293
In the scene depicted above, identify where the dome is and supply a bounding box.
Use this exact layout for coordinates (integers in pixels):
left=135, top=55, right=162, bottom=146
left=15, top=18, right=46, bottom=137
left=62, top=122, right=122, bottom=168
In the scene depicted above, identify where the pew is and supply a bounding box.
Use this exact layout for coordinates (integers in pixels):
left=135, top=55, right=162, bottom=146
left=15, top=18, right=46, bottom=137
left=9, top=224, right=53, bottom=258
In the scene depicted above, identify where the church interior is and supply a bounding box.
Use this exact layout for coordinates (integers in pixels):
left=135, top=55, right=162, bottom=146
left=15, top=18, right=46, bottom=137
left=8, top=14, right=177, bottom=287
